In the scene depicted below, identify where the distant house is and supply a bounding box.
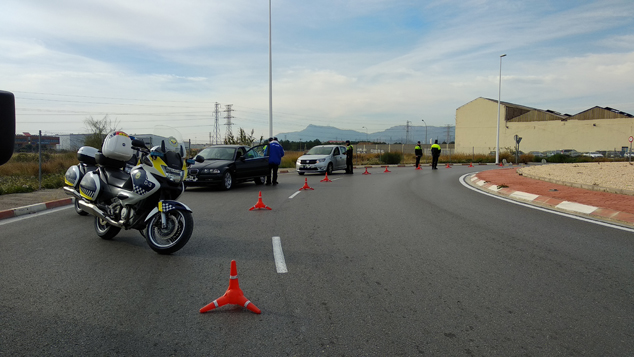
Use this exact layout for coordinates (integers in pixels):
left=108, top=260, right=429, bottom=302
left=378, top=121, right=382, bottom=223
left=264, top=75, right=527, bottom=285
left=15, top=133, right=60, bottom=151
left=57, top=134, right=90, bottom=151
left=455, top=97, right=634, bottom=154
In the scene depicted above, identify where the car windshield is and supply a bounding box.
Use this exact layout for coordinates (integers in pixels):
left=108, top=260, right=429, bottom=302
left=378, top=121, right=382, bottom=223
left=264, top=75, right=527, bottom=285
left=198, top=147, right=236, bottom=160
left=306, top=147, right=332, bottom=155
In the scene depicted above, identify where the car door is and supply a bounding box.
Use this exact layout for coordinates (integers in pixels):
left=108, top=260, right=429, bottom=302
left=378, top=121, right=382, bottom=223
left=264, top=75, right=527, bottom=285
left=233, top=147, right=249, bottom=179
left=337, top=146, right=347, bottom=170
left=243, top=145, right=269, bottom=178
left=331, top=147, right=342, bottom=171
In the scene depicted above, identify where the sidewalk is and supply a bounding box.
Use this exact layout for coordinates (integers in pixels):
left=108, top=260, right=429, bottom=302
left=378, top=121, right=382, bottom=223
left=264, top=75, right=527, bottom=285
left=468, top=167, right=634, bottom=228
left=1, top=165, right=633, bottom=228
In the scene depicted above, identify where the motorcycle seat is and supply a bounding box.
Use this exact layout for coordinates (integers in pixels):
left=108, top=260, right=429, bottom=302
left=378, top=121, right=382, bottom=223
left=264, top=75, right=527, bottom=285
left=102, top=168, right=131, bottom=189
left=95, top=152, right=126, bottom=169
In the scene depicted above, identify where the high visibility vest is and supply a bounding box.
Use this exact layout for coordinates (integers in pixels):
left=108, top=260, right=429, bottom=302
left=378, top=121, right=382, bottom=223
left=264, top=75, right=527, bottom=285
left=415, top=145, right=421, bottom=150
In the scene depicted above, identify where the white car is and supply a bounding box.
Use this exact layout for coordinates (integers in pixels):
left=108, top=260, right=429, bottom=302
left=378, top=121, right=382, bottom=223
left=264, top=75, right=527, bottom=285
left=296, top=145, right=348, bottom=175
left=583, top=152, right=603, bottom=158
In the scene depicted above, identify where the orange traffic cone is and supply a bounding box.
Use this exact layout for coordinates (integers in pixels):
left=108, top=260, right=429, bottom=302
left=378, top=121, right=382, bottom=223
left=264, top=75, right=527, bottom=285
left=249, top=191, right=272, bottom=210
left=498, top=163, right=504, bottom=166
left=383, top=166, right=391, bottom=173
left=299, top=178, right=314, bottom=190
left=200, top=260, right=261, bottom=314
left=445, top=163, right=451, bottom=168
left=468, top=162, right=473, bottom=167
left=415, top=165, right=422, bottom=170
left=320, top=172, right=332, bottom=182
left=362, top=167, right=371, bottom=175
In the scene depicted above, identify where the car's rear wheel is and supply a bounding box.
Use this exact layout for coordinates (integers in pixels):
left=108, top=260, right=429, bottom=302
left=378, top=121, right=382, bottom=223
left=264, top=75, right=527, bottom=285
left=222, top=170, right=233, bottom=190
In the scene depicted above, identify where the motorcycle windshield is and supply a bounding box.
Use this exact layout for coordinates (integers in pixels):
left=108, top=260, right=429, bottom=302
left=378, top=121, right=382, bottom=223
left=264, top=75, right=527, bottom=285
left=152, top=126, right=186, bottom=157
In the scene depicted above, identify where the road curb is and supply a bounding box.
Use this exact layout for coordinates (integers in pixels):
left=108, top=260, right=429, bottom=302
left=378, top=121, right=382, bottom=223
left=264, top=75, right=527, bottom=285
left=467, top=173, right=634, bottom=227
left=0, top=198, right=73, bottom=221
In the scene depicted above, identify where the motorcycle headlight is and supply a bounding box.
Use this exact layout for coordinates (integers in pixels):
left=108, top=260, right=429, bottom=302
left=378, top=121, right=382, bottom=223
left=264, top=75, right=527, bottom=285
left=163, top=166, right=184, bottom=183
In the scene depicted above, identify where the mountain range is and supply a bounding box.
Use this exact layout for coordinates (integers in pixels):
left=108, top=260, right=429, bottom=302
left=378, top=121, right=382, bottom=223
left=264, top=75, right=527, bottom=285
left=275, top=124, right=455, bottom=144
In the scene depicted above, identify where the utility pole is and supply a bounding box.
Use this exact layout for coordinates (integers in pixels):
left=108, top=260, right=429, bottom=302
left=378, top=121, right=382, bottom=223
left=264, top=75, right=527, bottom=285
left=224, top=104, right=234, bottom=142
left=213, top=102, right=221, bottom=144
left=405, top=121, right=411, bottom=144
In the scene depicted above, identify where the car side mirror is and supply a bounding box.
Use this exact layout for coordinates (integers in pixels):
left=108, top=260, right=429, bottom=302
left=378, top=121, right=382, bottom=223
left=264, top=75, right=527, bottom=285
left=194, top=155, right=205, bottom=163
left=239, top=156, right=246, bottom=162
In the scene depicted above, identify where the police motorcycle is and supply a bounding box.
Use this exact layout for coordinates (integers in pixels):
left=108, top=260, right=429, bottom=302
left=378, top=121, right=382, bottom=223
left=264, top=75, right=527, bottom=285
left=64, top=146, right=138, bottom=216
left=64, top=146, right=99, bottom=216
left=63, top=127, right=203, bottom=254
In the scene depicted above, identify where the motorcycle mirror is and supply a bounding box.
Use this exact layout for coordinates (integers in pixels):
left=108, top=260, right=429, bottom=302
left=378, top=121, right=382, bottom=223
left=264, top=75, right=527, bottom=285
left=0, top=91, right=15, bottom=166
left=132, top=139, right=147, bottom=149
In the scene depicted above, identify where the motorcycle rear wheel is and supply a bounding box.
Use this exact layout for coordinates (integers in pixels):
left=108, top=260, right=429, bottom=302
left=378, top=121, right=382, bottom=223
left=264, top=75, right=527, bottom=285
left=74, top=198, right=89, bottom=216
left=145, top=210, right=193, bottom=254
left=95, top=216, right=121, bottom=240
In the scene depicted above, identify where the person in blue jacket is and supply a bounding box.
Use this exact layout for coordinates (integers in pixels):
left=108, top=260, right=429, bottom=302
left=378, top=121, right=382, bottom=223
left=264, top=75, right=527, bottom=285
left=266, top=137, right=285, bottom=185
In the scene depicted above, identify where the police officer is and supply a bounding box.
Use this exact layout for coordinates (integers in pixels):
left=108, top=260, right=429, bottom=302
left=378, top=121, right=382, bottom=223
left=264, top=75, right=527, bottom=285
left=431, top=140, right=441, bottom=170
left=266, top=137, right=284, bottom=184
left=345, top=140, right=354, bottom=174
left=414, top=141, right=422, bottom=168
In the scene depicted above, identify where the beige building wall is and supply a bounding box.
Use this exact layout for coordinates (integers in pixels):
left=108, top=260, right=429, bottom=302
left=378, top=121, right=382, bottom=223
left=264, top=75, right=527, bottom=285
left=455, top=98, right=634, bottom=154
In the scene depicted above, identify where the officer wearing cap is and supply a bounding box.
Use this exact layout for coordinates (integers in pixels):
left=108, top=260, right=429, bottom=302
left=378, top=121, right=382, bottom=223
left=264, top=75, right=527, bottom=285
left=345, top=140, right=354, bottom=174
left=414, top=141, right=422, bottom=168
left=266, top=137, right=284, bottom=184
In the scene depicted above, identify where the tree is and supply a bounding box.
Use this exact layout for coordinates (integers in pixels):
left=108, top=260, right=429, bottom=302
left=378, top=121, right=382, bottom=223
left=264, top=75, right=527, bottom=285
left=224, top=128, right=260, bottom=146
left=84, top=115, right=120, bottom=149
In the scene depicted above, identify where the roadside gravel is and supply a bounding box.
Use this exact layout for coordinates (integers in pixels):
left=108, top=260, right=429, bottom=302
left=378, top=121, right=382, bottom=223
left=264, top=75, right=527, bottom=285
left=518, top=162, right=634, bottom=196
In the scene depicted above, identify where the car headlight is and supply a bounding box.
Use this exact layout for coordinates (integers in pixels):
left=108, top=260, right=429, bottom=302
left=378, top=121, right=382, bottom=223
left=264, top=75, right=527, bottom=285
left=296, top=159, right=302, bottom=164
left=316, top=158, right=326, bottom=163
left=202, top=168, right=220, bottom=174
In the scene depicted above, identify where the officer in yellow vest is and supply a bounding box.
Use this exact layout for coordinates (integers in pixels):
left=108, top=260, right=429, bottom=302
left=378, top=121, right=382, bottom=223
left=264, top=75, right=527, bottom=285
left=414, top=141, right=422, bottom=168
left=345, top=140, right=354, bottom=174
left=431, top=140, right=441, bottom=169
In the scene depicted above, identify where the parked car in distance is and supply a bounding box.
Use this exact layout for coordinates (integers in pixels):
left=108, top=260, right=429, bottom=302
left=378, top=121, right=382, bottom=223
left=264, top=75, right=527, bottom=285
left=583, top=152, right=604, bottom=158
left=296, top=145, right=348, bottom=175
left=185, top=144, right=268, bottom=190
left=527, top=151, right=544, bottom=158
left=561, top=149, right=581, bottom=157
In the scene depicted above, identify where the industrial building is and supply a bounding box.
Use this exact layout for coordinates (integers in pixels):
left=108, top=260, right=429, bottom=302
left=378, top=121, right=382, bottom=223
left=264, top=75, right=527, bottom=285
left=455, top=97, right=634, bottom=155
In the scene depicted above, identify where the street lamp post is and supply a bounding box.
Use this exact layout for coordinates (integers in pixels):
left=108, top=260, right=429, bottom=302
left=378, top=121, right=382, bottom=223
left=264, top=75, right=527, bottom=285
left=421, top=119, right=428, bottom=163
left=496, top=54, right=507, bottom=164
left=268, top=0, right=273, bottom=138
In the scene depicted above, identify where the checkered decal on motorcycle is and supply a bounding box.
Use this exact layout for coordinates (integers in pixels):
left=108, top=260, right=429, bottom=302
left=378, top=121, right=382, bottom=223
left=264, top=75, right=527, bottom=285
left=131, top=168, right=155, bottom=196
left=161, top=202, right=174, bottom=212
left=133, top=185, right=148, bottom=196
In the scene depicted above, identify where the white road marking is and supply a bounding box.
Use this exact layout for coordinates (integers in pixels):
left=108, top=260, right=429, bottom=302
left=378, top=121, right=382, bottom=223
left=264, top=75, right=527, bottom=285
left=460, top=173, right=634, bottom=233
left=272, top=236, right=288, bottom=273
left=0, top=206, right=72, bottom=226
left=289, top=191, right=301, bottom=199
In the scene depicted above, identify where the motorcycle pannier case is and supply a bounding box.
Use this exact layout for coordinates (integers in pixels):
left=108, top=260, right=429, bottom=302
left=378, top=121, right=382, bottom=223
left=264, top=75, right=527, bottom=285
left=77, top=146, right=98, bottom=165
left=102, top=131, right=133, bottom=161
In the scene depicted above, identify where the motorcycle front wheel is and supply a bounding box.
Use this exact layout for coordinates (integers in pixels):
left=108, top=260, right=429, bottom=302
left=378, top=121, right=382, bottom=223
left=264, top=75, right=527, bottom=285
left=144, top=210, right=193, bottom=254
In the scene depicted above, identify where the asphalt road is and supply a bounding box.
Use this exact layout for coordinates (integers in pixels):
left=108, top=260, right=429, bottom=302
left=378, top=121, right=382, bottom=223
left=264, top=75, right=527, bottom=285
left=1, top=166, right=633, bottom=356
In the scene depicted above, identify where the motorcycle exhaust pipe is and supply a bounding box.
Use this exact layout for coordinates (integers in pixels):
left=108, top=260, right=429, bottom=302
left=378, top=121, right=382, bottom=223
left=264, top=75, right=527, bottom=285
left=63, top=186, right=79, bottom=197
left=76, top=197, right=124, bottom=228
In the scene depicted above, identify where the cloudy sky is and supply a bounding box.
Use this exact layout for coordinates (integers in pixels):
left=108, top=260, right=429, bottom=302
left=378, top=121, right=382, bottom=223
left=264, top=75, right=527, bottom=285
left=2, top=0, right=633, bottom=143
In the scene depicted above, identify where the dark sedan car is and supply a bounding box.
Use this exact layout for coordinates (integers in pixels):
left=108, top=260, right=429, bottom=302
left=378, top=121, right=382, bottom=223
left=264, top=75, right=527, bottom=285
left=185, top=144, right=268, bottom=190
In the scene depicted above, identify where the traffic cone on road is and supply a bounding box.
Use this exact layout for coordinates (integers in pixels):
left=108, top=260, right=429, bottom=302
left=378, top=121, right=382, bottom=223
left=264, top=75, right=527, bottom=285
left=320, top=172, right=332, bottom=182
left=362, top=167, right=371, bottom=175
left=249, top=191, right=272, bottom=210
left=469, top=162, right=474, bottom=167
left=445, top=163, right=451, bottom=168
left=498, top=163, right=504, bottom=167
left=415, top=165, right=422, bottom=170
left=299, top=178, right=314, bottom=190
left=383, top=166, right=391, bottom=173
left=200, top=260, right=261, bottom=314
